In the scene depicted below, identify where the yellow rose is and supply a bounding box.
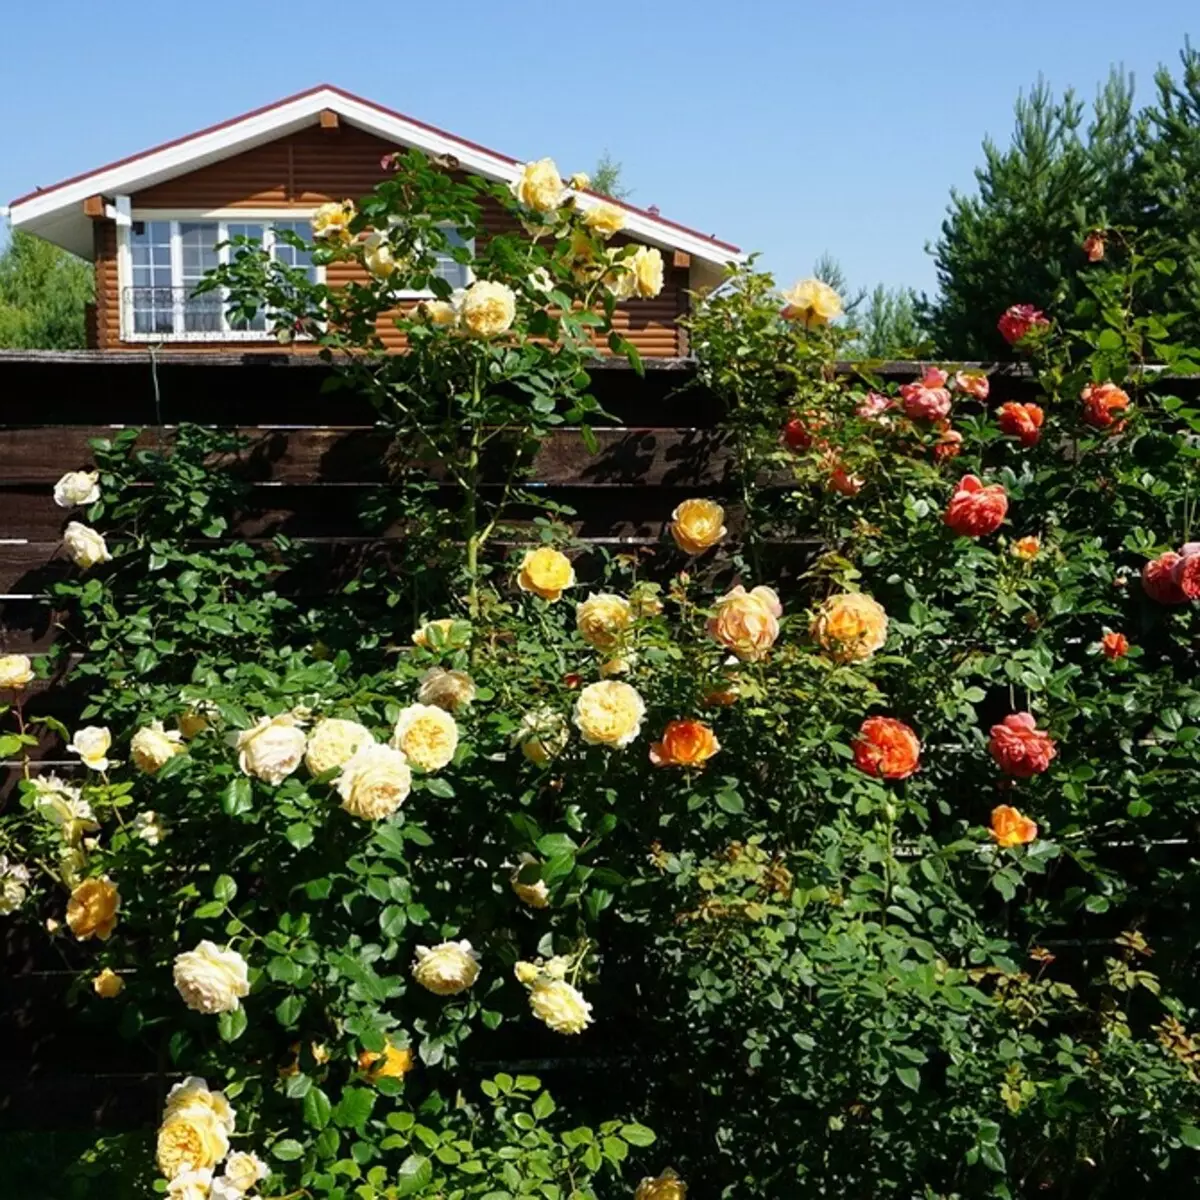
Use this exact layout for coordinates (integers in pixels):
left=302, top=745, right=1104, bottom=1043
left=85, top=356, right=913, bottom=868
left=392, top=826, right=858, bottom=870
left=177, top=707, right=211, bottom=740
left=92, top=967, right=124, bottom=998
left=635, top=1168, right=688, bottom=1200
left=417, top=667, right=476, bottom=712
left=312, top=199, right=355, bottom=243
left=363, top=231, right=397, bottom=279
left=514, top=960, right=540, bottom=984
left=173, top=940, right=250, bottom=1014
left=218, top=1150, right=267, bottom=1194
left=157, top=1097, right=230, bottom=1178
left=68, top=725, right=111, bottom=771
left=416, top=298, right=459, bottom=327
left=630, top=246, right=665, bottom=299
left=511, top=857, right=550, bottom=909
left=166, top=1168, right=214, bottom=1200
left=810, top=592, right=889, bottom=663
left=236, top=714, right=307, bottom=785
left=164, top=1076, right=236, bottom=1132
left=582, top=202, right=626, bottom=239
left=304, top=717, right=375, bottom=776
left=528, top=979, right=593, bottom=1035
left=392, top=703, right=459, bottom=772
left=412, top=617, right=469, bottom=649
left=509, top=158, right=567, bottom=213
left=358, top=1041, right=414, bottom=1083
left=517, top=547, right=575, bottom=602
left=460, top=280, right=517, bottom=337
left=514, top=707, right=569, bottom=766
left=336, top=742, right=412, bottom=820
left=576, top=593, right=633, bottom=650
left=573, top=680, right=646, bottom=748
left=568, top=171, right=591, bottom=190
left=53, top=469, right=101, bottom=508
left=32, top=776, right=98, bottom=845
left=63, top=521, right=111, bottom=569
left=412, top=940, right=480, bottom=996
left=130, top=720, right=185, bottom=774
left=66, top=876, right=119, bottom=941
left=781, top=277, right=843, bottom=326
left=670, top=499, right=726, bottom=556
left=707, top=586, right=782, bottom=662
left=0, top=653, right=34, bottom=690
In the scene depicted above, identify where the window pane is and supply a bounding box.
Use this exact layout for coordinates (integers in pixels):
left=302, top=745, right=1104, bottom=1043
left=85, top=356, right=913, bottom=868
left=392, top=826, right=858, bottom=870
left=129, top=222, right=174, bottom=333
left=433, top=229, right=471, bottom=289
left=179, top=222, right=221, bottom=332
left=272, top=221, right=317, bottom=285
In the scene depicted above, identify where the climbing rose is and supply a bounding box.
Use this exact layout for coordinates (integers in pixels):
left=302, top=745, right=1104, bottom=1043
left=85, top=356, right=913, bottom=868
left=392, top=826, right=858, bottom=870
left=66, top=876, right=119, bottom=941
left=582, top=201, right=626, bottom=237
left=954, top=370, right=990, bottom=399
left=573, top=680, right=646, bottom=748
left=997, top=401, right=1045, bottom=447
left=130, top=721, right=185, bottom=775
left=53, top=470, right=101, bottom=508
left=304, top=717, right=375, bottom=776
left=669, top=499, right=726, bottom=556
left=460, top=280, right=517, bottom=337
left=629, top=246, right=665, bottom=298
left=0, top=654, right=34, bottom=690
left=782, top=415, right=817, bottom=451
left=1142, top=552, right=1188, bottom=605
left=173, top=942, right=250, bottom=1015
left=93, top=968, right=124, bottom=998
left=63, top=521, right=111, bottom=569
left=509, top=158, right=567, bottom=213
left=901, top=367, right=952, bottom=421
left=358, top=1042, right=414, bottom=1083
left=236, top=714, right=306, bottom=784
left=707, top=586, right=781, bottom=662
left=650, top=719, right=721, bottom=768
left=312, top=200, right=355, bottom=242
left=990, top=804, right=1038, bottom=848
left=825, top=459, right=864, bottom=496
left=528, top=978, right=594, bottom=1035
left=412, top=940, right=480, bottom=996
left=780, top=278, right=842, bottom=325
left=852, top=717, right=920, bottom=780
left=1081, top=382, right=1130, bottom=429
left=1101, top=631, right=1129, bottom=659
left=997, top=304, right=1049, bottom=345
left=517, top=547, right=575, bottom=601
left=857, top=391, right=894, bottom=423
left=576, top=593, right=634, bottom=650
left=945, top=475, right=1008, bottom=537
left=989, top=713, right=1056, bottom=777
left=811, top=593, right=888, bottom=663
left=336, top=742, right=413, bottom=820
left=392, top=703, right=458, bottom=772
left=417, top=668, right=476, bottom=712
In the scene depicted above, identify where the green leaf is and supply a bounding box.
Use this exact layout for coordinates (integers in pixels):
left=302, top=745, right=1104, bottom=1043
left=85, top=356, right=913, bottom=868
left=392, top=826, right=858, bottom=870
left=333, top=1087, right=376, bottom=1130
left=421, top=776, right=455, bottom=799
left=1180, top=1124, right=1200, bottom=1149
left=272, top=1138, right=305, bottom=1162
left=537, top=832, right=578, bottom=857
left=380, top=905, right=408, bottom=939
left=218, top=1007, right=248, bottom=1042
left=221, top=777, right=253, bottom=817
left=896, top=1066, right=921, bottom=1092
left=304, top=1087, right=333, bottom=1130
left=275, top=994, right=303, bottom=1028
left=395, top=1154, right=432, bottom=1197
left=286, top=822, right=314, bottom=850
left=213, top=875, right=237, bottom=904
left=620, top=1123, right=656, bottom=1147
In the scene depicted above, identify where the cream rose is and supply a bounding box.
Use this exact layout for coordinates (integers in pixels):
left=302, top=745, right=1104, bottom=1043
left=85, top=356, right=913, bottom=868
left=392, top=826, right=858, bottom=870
left=68, top=725, right=111, bottom=771
left=511, top=857, right=550, bottom=909
left=312, top=199, right=356, bottom=242
left=670, top=499, right=726, bottom=556
left=707, top=586, right=782, bottom=662
left=460, top=280, right=517, bottom=337
left=781, top=277, right=843, bottom=325
left=528, top=979, right=593, bottom=1035
left=573, top=680, right=646, bottom=749
left=0, top=857, right=30, bottom=915
left=133, top=809, right=167, bottom=845
left=412, top=940, right=481, bottom=996
left=517, top=547, right=575, bottom=602
left=173, top=941, right=250, bottom=1015
left=416, top=298, right=459, bottom=327
left=157, top=1078, right=233, bottom=1178
left=583, top=202, right=626, bottom=238
left=392, top=703, right=459, bottom=772
left=513, top=707, right=569, bottom=766
left=630, top=246, right=665, bottom=299
left=575, top=593, right=633, bottom=651
left=164, top=1075, right=236, bottom=1132
left=63, top=521, right=111, bottom=569
left=53, top=470, right=101, bottom=508
left=417, top=667, right=476, bottom=712
left=336, top=742, right=412, bottom=820
left=131, top=720, right=185, bottom=774
left=510, top=158, right=567, bottom=213
left=167, top=1168, right=215, bottom=1200
left=236, top=714, right=306, bottom=784
left=33, top=776, right=98, bottom=845
left=305, top=717, right=375, bottom=776
left=0, top=653, right=34, bottom=690
left=363, top=231, right=397, bottom=279
left=214, top=1150, right=267, bottom=1195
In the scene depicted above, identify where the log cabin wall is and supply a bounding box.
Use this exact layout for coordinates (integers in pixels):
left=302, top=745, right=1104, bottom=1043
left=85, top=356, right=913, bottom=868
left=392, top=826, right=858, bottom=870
left=88, top=125, right=689, bottom=358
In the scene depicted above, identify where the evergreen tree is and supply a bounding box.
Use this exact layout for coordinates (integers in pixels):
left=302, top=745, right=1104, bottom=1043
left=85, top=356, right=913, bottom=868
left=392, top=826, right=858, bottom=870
left=590, top=151, right=630, bottom=200
left=0, top=229, right=93, bottom=350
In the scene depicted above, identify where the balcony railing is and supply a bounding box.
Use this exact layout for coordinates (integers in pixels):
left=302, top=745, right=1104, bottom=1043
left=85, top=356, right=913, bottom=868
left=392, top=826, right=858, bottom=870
left=121, top=287, right=268, bottom=341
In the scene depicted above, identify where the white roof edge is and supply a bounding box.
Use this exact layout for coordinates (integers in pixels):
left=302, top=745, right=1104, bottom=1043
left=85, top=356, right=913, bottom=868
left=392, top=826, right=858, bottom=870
left=9, top=87, right=743, bottom=267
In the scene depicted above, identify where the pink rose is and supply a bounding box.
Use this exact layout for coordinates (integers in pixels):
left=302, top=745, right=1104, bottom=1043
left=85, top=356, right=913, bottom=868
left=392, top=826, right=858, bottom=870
left=900, top=368, right=952, bottom=422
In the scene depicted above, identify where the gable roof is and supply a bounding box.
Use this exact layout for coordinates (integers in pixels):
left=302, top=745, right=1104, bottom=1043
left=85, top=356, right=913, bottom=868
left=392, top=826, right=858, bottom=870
left=7, top=84, right=742, bottom=266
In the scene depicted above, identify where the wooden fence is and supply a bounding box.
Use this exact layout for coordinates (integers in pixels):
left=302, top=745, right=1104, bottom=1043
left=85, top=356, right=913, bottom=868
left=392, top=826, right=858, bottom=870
left=0, top=349, right=1050, bottom=1135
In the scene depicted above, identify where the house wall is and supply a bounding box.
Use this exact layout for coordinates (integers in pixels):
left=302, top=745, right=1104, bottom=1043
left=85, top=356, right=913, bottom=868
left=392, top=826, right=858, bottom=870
left=88, top=124, right=688, bottom=357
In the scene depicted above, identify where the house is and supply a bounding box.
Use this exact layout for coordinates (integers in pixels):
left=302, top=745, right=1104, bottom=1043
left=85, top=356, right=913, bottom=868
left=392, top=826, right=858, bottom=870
left=6, top=85, right=741, bottom=357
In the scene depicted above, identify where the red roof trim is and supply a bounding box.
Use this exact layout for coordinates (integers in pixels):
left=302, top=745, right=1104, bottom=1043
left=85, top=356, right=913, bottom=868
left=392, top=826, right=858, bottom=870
left=8, top=84, right=740, bottom=255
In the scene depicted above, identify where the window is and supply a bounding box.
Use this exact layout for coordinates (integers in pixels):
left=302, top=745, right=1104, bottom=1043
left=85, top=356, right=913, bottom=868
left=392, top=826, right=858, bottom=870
left=123, top=218, right=317, bottom=340
left=393, top=225, right=475, bottom=296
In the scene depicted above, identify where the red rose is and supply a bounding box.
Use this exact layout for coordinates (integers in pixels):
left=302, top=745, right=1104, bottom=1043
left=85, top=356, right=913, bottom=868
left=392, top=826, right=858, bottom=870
left=997, top=402, right=1045, bottom=448
left=901, top=367, right=952, bottom=421
left=1080, top=382, right=1130, bottom=430
left=852, top=717, right=920, bottom=780
left=1100, top=631, right=1129, bottom=660
left=932, top=422, right=963, bottom=462
left=783, top=415, right=825, bottom=452
left=989, top=712, right=1056, bottom=778
left=945, top=475, right=1008, bottom=537
left=1142, top=552, right=1187, bottom=605
left=998, top=304, right=1050, bottom=346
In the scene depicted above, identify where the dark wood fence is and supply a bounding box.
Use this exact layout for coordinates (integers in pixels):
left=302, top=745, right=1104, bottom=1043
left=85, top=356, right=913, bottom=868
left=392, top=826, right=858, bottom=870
left=0, top=349, right=1049, bottom=1135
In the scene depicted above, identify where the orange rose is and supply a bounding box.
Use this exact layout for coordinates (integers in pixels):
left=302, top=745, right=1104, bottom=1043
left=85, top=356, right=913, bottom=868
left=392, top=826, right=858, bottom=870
left=989, top=713, right=1056, bottom=778
left=933, top=422, right=963, bottom=463
left=1080, top=382, right=1130, bottom=430
left=1082, top=232, right=1105, bottom=262
left=1141, top=551, right=1187, bottom=605
left=810, top=593, right=888, bottom=663
left=954, top=371, right=990, bottom=400
left=990, top=804, right=1038, bottom=848
left=945, top=474, right=1008, bottom=538
left=1100, top=631, right=1129, bottom=660
left=997, top=402, right=1045, bottom=448
left=1011, top=536, right=1040, bottom=561
left=670, top=499, right=726, bottom=556
left=650, top=719, right=720, bottom=769
left=358, top=1041, right=414, bottom=1083
left=851, top=717, right=920, bottom=780
left=707, top=586, right=781, bottom=662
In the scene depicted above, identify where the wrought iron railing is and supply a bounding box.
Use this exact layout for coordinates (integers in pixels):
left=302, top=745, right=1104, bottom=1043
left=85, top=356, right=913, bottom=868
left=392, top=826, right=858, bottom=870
left=121, top=287, right=267, bottom=340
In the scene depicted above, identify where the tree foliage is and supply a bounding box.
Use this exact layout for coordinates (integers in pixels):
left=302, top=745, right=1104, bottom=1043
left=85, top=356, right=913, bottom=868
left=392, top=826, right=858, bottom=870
left=0, top=229, right=93, bottom=350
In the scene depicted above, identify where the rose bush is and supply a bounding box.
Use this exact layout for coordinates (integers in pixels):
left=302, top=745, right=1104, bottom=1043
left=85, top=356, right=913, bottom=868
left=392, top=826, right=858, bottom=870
left=2, top=172, right=1200, bottom=1200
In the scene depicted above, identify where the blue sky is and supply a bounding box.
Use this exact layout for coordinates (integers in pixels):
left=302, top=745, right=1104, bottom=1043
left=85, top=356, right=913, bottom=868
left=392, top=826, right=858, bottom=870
left=1, top=0, right=1195, bottom=297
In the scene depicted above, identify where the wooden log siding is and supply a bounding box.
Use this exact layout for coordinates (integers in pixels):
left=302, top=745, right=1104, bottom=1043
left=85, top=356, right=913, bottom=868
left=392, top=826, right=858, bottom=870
left=89, top=124, right=690, bottom=357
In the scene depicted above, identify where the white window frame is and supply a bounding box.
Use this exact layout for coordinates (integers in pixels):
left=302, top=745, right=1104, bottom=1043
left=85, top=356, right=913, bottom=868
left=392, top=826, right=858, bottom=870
left=118, top=209, right=326, bottom=343
left=391, top=224, right=476, bottom=299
